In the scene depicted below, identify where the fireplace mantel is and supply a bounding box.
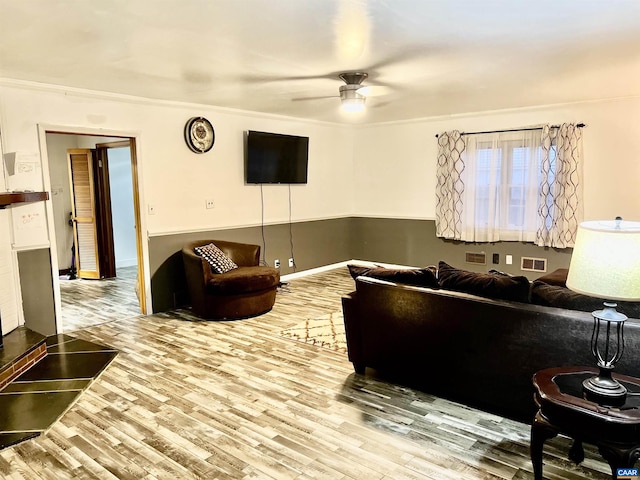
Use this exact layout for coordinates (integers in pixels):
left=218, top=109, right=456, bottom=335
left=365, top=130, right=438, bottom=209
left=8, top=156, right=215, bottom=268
left=0, top=192, right=49, bottom=209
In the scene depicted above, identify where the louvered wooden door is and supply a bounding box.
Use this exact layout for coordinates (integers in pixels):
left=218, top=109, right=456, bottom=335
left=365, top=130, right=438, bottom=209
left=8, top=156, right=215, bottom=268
left=68, top=149, right=100, bottom=279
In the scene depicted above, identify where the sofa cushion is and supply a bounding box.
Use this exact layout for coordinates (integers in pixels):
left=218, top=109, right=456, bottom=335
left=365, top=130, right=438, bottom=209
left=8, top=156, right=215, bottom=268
left=347, top=264, right=439, bottom=288
left=205, top=266, right=279, bottom=294
left=535, top=268, right=569, bottom=287
left=437, top=261, right=530, bottom=303
left=195, top=243, right=238, bottom=274
left=530, top=280, right=640, bottom=318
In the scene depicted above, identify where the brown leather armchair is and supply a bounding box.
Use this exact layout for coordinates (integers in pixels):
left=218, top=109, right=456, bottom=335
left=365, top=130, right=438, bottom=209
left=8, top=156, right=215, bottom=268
left=182, top=240, right=280, bottom=320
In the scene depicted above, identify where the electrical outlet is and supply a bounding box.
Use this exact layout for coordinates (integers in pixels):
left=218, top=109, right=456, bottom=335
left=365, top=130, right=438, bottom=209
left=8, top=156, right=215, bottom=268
left=205, top=199, right=215, bottom=209
left=274, top=259, right=280, bottom=268
left=148, top=204, right=156, bottom=215
left=288, top=258, right=294, bottom=267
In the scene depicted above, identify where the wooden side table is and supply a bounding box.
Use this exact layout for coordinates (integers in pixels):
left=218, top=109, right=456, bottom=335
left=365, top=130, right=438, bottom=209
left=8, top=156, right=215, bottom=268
left=531, top=366, right=640, bottom=480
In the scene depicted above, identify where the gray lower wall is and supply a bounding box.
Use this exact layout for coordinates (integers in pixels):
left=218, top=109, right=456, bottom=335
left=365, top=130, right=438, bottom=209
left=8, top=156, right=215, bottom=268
left=149, top=216, right=573, bottom=313
left=17, top=248, right=57, bottom=336
left=148, top=217, right=352, bottom=312
left=350, top=217, right=573, bottom=277
left=12, top=217, right=575, bottom=331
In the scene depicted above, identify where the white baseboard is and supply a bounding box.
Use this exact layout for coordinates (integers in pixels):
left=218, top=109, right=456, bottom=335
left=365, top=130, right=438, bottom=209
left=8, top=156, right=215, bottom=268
left=280, top=261, right=351, bottom=281
left=280, top=259, right=418, bottom=282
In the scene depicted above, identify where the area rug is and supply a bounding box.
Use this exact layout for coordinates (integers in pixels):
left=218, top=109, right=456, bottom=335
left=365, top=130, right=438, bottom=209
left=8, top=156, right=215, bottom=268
left=280, top=311, right=347, bottom=353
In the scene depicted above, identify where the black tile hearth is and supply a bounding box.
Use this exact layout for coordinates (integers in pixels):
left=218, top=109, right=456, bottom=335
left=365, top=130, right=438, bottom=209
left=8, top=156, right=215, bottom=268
left=46, top=335, right=115, bottom=354
left=0, top=327, right=46, bottom=371
left=0, top=333, right=117, bottom=450
left=0, top=391, right=83, bottom=431
left=17, top=351, right=117, bottom=381
left=0, top=432, right=39, bottom=450
left=2, top=379, right=90, bottom=393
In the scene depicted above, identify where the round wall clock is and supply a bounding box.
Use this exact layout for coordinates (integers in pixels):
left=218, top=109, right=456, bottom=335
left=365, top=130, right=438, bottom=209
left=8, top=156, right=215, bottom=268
left=184, top=116, right=215, bottom=153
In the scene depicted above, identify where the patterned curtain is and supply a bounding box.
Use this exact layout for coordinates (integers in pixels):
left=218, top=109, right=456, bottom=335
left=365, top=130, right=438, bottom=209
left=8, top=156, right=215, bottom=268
left=435, top=131, right=466, bottom=239
left=536, top=124, right=583, bottom=248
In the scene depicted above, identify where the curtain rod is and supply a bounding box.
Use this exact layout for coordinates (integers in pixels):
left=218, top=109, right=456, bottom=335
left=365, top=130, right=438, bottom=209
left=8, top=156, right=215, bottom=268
left=435, top=123, right=585, bottom=138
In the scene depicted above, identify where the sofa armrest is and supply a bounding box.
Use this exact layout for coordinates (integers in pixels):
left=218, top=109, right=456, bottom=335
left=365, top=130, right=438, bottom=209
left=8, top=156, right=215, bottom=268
left=182, top=246, right=205, bottom=276
left=342, top=291, right=365, bottom=373
left=182, top=247, right=210, bottom=308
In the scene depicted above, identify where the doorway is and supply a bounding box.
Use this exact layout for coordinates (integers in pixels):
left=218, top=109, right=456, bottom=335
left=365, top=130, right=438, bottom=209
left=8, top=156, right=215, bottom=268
left=43, top=131, right=147, bottom=332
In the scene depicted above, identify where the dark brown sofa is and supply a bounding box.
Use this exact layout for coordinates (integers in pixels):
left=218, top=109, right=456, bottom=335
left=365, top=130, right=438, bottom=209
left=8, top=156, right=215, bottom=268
left=182, top=240, right=279, bottom=320
left=341, top=274, right=640, bottom=422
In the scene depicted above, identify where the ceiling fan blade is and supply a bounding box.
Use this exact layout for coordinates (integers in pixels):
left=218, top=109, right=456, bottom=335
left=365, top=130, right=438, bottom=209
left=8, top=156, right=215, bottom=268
left=357, top=85, right=392, bottom=97
left=363, top=48, right=429, bottom=74
left=291, top=95, right=338, bottom=102
left=370, top=100, right=392, bottom=109
left=240, top=72, right=338, bottom=84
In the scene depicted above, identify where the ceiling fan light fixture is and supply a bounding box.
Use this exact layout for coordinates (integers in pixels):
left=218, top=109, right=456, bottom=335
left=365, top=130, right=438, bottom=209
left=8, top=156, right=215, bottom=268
left=339, top=83, right=366, bottom=112
left=341, top=97, right=366, bottom=113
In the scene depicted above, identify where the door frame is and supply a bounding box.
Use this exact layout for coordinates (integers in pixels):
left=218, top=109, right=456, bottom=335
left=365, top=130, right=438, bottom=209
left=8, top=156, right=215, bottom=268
left=38, top=124, right=150, bottom=333
left=94, top=140, right=129, bottom=279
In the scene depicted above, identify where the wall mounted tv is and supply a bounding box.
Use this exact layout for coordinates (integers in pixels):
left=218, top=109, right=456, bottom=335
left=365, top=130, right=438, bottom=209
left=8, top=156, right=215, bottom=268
left=245, top=130, right=309, bottom=184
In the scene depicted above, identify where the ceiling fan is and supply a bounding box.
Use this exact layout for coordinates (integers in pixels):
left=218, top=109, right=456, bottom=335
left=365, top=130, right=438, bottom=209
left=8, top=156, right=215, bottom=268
left=337, top=72, right=390, bottom=112
left=289, top=71, right=391, bottom=112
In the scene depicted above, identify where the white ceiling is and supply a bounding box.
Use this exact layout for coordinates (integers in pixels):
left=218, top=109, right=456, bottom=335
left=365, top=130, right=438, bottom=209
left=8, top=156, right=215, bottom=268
left=1, top=0, right=639, bottom=124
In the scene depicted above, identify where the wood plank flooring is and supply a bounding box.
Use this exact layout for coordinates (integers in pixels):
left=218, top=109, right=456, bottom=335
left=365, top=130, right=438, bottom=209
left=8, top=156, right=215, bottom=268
left=1, top=268, right=611, bottom=479
left=60, top=266, right=141, bottom=332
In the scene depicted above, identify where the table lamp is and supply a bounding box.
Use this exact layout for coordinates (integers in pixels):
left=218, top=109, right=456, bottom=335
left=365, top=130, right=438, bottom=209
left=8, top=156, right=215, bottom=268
left=566, top=217, right=640, bottom=401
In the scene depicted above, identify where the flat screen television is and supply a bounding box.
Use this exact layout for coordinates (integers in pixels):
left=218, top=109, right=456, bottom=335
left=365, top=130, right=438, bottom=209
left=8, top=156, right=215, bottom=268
left=245, top=130, right=309, bottom=184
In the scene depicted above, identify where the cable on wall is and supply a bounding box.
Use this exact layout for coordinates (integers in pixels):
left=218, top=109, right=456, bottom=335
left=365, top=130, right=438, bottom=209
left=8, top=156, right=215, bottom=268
left=260, top=184, right=268, bottom=266
left=288, top=184, right=296, bottom=272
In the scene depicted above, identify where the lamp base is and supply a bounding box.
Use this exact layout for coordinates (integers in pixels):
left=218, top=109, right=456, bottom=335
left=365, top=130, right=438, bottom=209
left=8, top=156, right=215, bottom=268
left=582, top=366, right=627, bottom=404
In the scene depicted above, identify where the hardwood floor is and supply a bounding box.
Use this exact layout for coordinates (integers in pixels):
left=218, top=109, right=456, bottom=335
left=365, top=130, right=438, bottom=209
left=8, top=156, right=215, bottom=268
left=1, top=268, right=611, bottom=479
left=60, top=266, right=141, bottom=332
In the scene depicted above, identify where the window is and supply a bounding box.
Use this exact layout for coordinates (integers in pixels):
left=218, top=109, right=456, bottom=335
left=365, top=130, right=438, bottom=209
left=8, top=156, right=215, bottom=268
left=475, top=142, right=557, bottom=231
left=463, top=131, right=543, bottom=242
left=436, top=124, right=581, bottom=247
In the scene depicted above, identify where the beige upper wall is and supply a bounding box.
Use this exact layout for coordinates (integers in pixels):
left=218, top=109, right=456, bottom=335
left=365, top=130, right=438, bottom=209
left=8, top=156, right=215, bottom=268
left=353, top=96, right=640, bottom=222
left=0, top=81, right=355, bottom=332
left=2, top=82, right=636, bottom=241
left=0, top=82, right=355, bottom=238
left=45, top=134, right=77, bottom=266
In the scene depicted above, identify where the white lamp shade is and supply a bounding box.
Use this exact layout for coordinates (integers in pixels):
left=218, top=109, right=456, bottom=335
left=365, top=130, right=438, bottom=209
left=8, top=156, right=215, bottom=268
left=567, top=219, right=640, bottom=301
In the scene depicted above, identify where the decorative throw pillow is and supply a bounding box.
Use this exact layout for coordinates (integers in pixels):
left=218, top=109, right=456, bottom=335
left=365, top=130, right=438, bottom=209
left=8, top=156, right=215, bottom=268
left=194, top=243, right=238, bottom=274
left=347, top=264, right=439, bottom=288
left=437, top=261, right=530, bottom=303
left=530, top=280, right=640, bottom=318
